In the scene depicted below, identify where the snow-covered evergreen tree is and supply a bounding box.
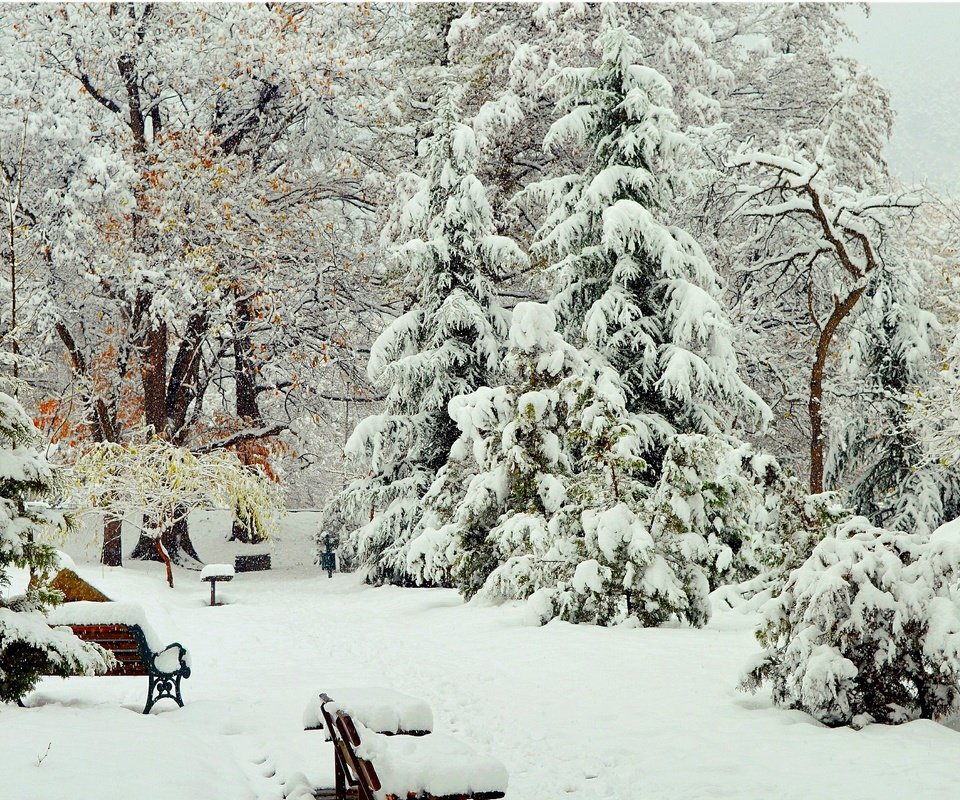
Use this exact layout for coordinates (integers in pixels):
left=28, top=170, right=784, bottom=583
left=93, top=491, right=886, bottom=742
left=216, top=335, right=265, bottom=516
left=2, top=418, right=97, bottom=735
left=408, top=302, right=582, bottom=595
left=828, top=264, right=960, bottom=535
left=743, top=517, right=960, bottom=728
left=0, top=393, right=111, bottom=703
left=532, top=15, right=768, bottom=478
left=414, top=303, right=712, bottom=628
left=323, top=87, right=525, bottom=585
left=646, top=433, right=782, bottom=592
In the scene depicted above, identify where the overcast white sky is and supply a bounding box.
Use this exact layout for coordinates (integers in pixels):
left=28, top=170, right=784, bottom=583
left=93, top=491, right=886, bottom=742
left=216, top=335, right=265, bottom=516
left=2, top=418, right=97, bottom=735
left=842, top=3, right=960, bottom=193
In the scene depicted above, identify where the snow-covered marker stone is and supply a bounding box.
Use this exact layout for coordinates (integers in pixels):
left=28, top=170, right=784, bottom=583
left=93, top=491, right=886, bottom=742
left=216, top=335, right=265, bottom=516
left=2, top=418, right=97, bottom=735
left=200, top=564, right=235, bottom=606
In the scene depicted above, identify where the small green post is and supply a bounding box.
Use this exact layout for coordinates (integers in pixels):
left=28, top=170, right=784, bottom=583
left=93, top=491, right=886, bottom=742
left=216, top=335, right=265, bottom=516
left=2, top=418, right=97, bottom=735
left=321, top=534, right=336, bottom=579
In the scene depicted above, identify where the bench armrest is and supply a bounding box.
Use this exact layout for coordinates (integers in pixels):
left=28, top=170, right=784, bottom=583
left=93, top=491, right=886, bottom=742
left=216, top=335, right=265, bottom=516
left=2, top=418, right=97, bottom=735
left=150, top=643, right=191, bottom=678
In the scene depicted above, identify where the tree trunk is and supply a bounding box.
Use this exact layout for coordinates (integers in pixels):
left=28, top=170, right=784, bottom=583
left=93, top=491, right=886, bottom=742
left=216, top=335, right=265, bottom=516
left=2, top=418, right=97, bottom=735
left=808, top=287, right=865, bottom=494
left=130, top=510, right=201, bottom=565
left=155, top=537, right=174, bottom=589
left=131, top=518, right=162, bottom=562
left=139, top=319, right=168, bottom=436
left=168, top=512, right=202, bottom=564
left=230, top=290, right=267, bottom=544
left=230, top=511, right=265, bottom=544
left=100, top=515, right=123, bottom=567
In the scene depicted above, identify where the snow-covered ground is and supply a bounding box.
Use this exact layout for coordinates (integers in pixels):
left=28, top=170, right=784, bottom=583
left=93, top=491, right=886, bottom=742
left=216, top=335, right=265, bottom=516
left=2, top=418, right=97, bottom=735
left=4, top=513, right=960, bottom=800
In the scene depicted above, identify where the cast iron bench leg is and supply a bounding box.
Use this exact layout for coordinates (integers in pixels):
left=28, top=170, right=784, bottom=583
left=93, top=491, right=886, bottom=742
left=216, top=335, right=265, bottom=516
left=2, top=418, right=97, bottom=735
left=144, top=674, right=158, bottom=714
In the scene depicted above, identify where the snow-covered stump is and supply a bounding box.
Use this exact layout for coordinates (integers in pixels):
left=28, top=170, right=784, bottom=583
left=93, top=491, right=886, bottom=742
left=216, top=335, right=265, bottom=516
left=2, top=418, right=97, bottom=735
left=306, top=689, right=507, bottom=799
left=200, top=563, right=235, bottom=606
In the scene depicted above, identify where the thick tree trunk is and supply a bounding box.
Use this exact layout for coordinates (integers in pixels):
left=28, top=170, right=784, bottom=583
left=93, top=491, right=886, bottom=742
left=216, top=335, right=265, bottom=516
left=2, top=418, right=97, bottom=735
left=169, top=513, right=202, bottom=564
left=130, top=510, right=201, bottom=566
left=131, top=519, right=162, bottom=562
left=230, top=291, right=267, bottom=545
left=230, top=512, right=265, bottom=544
left=139, top=319, right=168, bottom=435
left=100, top=515, right=123, bottom=567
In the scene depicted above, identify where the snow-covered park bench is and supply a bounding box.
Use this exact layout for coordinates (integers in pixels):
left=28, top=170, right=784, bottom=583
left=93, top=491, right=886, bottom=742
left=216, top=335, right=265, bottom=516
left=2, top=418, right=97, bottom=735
left=40, top=602, right=191, bottom=714
left=304, top=688, right=507, bottom=800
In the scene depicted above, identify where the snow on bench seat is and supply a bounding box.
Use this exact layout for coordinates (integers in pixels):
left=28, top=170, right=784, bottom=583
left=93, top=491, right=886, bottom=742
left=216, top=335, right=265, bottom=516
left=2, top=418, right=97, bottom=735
left=354, top=722, right=508, bottom=800
left=304, top=687, right=434, bottom=736
left=46, top=601, right=168, bottom=654
left=40, top=601, right=192, bottom=713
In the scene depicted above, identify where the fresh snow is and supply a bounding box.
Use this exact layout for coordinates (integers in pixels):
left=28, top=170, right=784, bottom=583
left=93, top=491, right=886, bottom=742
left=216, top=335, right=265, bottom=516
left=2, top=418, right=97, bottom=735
left=354, top=725, right=508, bottom=799
left=200, top=563, right=235, bottom=580
left=4, top=514, right=960, bottom=799
left=305, top=687, right=434, bottom=735
left=46, top=601, right=169, bottom=654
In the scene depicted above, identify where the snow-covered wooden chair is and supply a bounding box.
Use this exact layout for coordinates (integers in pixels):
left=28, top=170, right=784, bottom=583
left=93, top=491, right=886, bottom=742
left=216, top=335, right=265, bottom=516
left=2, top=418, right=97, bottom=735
left=306, top=688, right=507, bottom=800
left=42, top=601, right=191, bottom=714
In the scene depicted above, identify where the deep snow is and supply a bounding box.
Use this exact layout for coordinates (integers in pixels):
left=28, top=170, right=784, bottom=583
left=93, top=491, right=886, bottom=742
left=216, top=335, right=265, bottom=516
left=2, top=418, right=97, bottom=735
left=4, top=512, right=960, bottom=799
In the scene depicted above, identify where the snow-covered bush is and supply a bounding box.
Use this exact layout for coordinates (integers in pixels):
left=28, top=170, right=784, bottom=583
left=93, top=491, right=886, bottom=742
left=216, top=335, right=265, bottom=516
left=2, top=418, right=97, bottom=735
left=742, top=517, right=960, bottom=728
left=828, top=264, right=959, bottom=536
left=409, top=302, right=579, bottom=594
left=0, top=393, right=111, bottom=702
left=647, top=433, right=784, bottom=591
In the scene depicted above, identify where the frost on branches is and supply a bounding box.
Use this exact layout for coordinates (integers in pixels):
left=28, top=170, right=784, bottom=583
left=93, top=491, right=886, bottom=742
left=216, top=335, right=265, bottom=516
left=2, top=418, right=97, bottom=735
left=324, top=88, right=524, bottom=586
left=532, top=17, right=768, bottom=472
left=742, top=517, right=960, bottom=728
left=0, top=393, right=111, bottom=703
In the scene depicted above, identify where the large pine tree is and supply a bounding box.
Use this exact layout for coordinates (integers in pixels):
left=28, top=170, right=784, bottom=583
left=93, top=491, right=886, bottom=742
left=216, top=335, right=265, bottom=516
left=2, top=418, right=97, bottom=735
left=0, top=392, right=110, bottom=703
left=533, top=15, right=768, bottom=476
left=323, top=88, right=525, bottom=585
